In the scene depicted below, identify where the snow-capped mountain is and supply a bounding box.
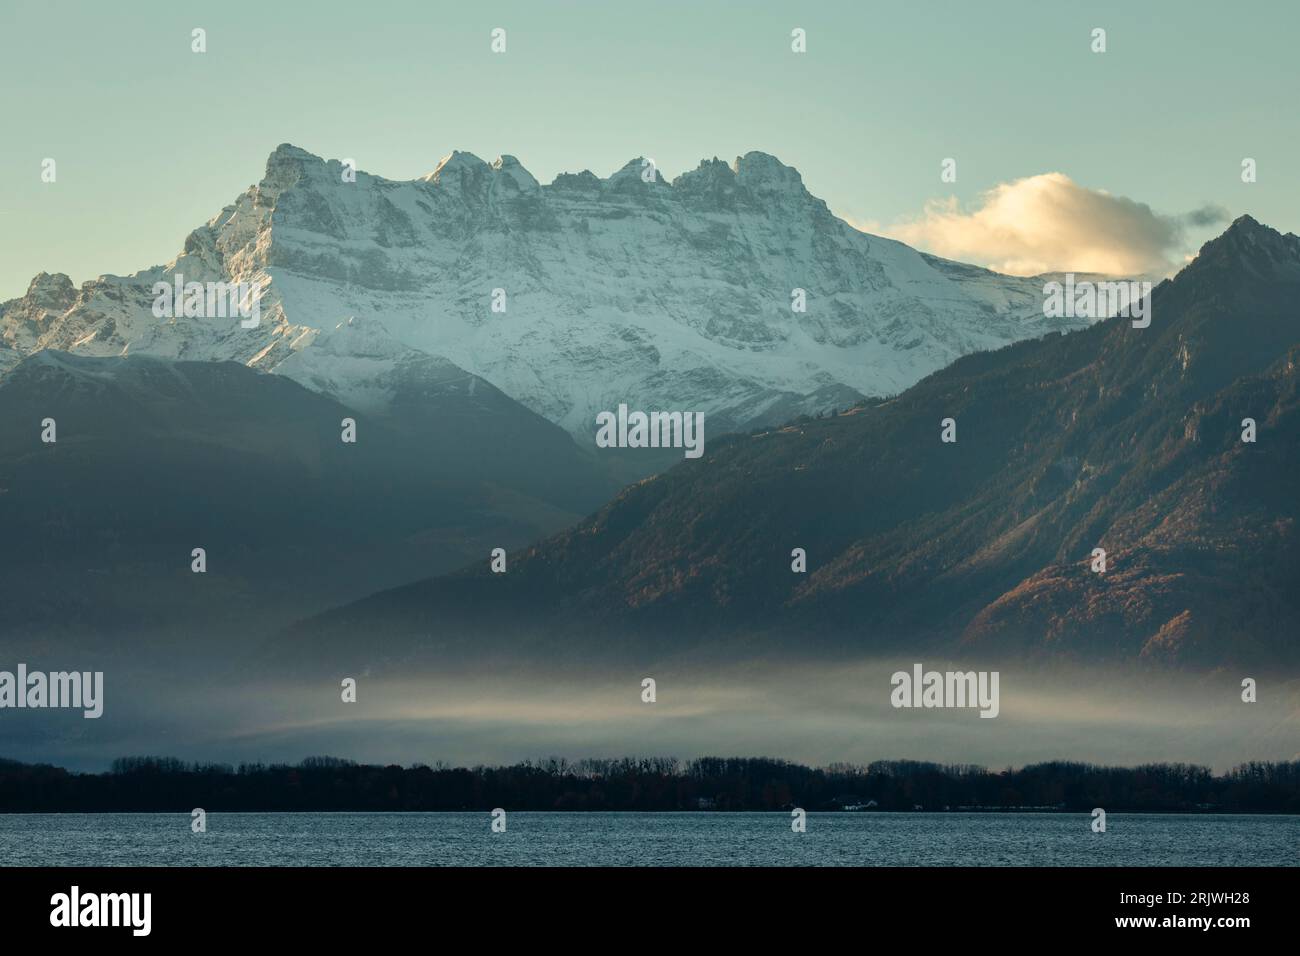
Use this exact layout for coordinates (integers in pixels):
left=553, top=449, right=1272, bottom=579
left=1, top=144, right=1095, bottom=439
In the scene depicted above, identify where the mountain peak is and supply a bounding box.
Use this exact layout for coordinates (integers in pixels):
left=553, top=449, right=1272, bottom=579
left=491, top=154, right=540, bottom=192
left=674, top=157, right=734, bottom=185
left=671, top=158, right=740, bottom=208
left=264, top=142, right=319, bottom=174
left=426, top=150, right=490, bottom=186
left=259, top=143, right=326, bottom=195
left=1216, top=213, right=1292, bottom=246
left=1185, top=214, right=1300, bottom=281
left=550, top=169, right=601, bottom=191
left=23, top=272, right=77, bottom=308
left=604, top=156, right=666, bottom=190
left=267, top=142, right=317, bottom=162
left=732, top=151, right=806, bottom=194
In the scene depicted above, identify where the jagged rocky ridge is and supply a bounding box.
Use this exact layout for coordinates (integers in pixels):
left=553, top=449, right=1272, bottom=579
left=1, top=145, right=1094, bottom=443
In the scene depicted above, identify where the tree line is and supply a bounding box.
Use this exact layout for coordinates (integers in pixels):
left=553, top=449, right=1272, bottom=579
left=1, top=755, right=1297, bottom=812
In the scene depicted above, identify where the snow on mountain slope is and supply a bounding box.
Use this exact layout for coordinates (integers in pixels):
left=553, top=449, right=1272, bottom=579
left=0, top=144, right=1095, bottom=438
left=272, top=315, right=475, bottom=414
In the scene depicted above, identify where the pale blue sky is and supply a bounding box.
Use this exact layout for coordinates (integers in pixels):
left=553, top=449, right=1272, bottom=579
left=2, top=0, right=1296, bottom=298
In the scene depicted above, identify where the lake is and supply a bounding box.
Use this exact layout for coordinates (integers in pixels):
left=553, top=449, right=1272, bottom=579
left=1, top=812, right=1295, bottom=866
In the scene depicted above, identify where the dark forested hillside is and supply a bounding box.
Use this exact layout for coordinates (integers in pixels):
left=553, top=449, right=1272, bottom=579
left=0, top=352, right=615, bottom=652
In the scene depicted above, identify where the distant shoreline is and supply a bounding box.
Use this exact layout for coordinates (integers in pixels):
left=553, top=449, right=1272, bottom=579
left=4, top=755, right=1298, bottom=815
left=4, top=808, right=1298, bottom=816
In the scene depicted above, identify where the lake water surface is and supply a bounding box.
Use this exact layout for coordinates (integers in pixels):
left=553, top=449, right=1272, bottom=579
left=2, top=812, right=1295, bottom=866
